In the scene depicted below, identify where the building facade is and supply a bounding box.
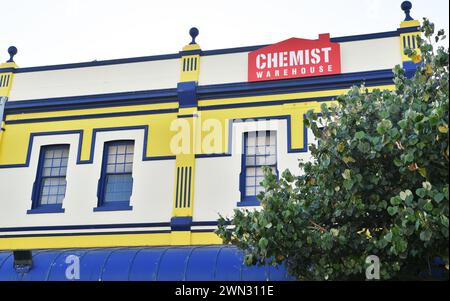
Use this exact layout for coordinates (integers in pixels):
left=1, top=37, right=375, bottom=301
left=0, top=3, right=421, bottom=280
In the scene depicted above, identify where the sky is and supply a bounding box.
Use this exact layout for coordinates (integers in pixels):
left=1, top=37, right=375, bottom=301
left=0, top=0, right=448, bottom=68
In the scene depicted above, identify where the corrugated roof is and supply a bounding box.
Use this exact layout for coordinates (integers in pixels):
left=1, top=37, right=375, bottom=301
left=0, top=245, right=294, bottom=281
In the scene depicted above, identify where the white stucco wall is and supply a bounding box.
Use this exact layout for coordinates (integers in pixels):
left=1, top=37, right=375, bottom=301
left=193, top=119, right=315, bottom=222
left=8, top=58, right=180, bottom=101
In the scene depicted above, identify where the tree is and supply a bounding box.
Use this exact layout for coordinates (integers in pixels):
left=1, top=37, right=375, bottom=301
left=216, top=19, right=449, bottom=280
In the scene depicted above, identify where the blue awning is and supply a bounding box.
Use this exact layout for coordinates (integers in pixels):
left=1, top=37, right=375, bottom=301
left=0, top=245, right=294, bottom=281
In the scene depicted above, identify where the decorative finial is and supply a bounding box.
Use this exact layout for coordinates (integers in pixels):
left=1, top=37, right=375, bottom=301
left=189, top=27, right=199, bottom=45
left=7, top=46, right=17, bottom=63
left=401, top=1, right=414, bottom=21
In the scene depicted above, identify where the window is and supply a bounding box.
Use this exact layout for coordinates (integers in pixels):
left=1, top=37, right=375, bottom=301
left=239, top=131, right=277, bottom=206
left=28, top=145, right=69, bottom=213
left=95, top=140, right=134, bottom=211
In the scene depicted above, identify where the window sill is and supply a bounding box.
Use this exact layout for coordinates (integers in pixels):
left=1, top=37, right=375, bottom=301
left=27, top=205, right=65, bottom=214
left=93, top=203, right=133, bottom=212
left=237, top=199, right=261, bottom=207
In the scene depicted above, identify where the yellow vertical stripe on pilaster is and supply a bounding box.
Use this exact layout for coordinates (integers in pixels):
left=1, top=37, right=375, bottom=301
left=180, top=55, right=200, bottom=82
left=171, top=43, right=201, bottom=220
left=180, top=43, right=201, bottom=83
left=0, top=62, right=18, bottom=144
left=399, top=20, right=421, bottom=62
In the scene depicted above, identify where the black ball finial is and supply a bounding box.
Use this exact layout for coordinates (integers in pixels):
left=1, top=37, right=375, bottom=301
left=7, top=46, right=17, bottom=63
left=189, top=27, right=199, bottom=45
left=401, top=1, right=414, bottom=21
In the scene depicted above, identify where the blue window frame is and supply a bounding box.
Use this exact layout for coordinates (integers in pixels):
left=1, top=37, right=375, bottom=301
left=28, top=145, right=69, bottom=214
left=95, top=140, right=134, bottom=211
left=239, top=131, right=277, bottom=206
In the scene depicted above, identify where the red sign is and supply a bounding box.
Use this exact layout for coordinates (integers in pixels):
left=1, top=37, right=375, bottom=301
left=248, top=34, right=341, bottom=82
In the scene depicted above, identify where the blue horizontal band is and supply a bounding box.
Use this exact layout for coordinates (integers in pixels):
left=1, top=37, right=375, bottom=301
left=0, top=220, right=222, bottom=233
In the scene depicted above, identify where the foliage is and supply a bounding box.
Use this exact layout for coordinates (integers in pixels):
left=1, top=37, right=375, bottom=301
left=217, top=19, right=449, bottom=280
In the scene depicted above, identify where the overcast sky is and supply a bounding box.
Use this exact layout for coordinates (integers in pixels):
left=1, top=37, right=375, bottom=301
left=0, top=0, right=448, bottom=67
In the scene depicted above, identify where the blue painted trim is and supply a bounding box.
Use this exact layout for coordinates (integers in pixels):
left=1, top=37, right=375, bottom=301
left=26, top=204, right=65, bottom=214
left=236, top=199, right=261, bottom=207
left=179, top=49, right=202, bottom=56
left=4, top=69, right=393, bottom=115
left=1, top=53, right=181, bottom=73
left=177, top=81, right=198, bottom=108
left=95, top=140, right=134, bottom=210
left=403, top=61, right=420, bottom=78
left=5, top=88, right=178, bottom=113
left=194, top=153, right=232, bottom=158
left=177, top=114, right=198, bottom=118
left=4, top=108, right=178, bottom=124
left=198, top=95, right=334, bottom=111
left=197, top=69, right=394, bottom=100
left=0, top=222, right=172, bottom=232
left=170, top=217, right=193, bottom=231
left=397, top=26, right=421, bottom=34
left=93, top=203, right=133, bottom=212
left=0, top=230, right=172, bottom=238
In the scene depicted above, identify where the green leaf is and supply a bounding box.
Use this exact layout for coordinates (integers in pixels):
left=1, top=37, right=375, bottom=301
left=343, top=179, right=354, bottom=190
left=342, top=169, right=351, bottom=180
left=258, top=237, right=269, bottom=250
left=384, top=232, right=393, bottom=242
left=416, top=188, right=427, bottom=198
left=390, top=196, right=402, bottom=206
left=387, top=206, right=399, bottom=216
left=398, top=119, right=408, bottom=129
left=424, top=201, right=434, bottom=211
left=355, top=131, right=365, bottom=140
left=420, top=230, right=432, bottom=242
left=434, top=193, right=445, bottom=203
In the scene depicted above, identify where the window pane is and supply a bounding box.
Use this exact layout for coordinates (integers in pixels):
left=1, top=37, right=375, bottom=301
left=246, top=167, right=256, bottom=177
left=126, top=144, right=134, bottom=154
left=246, top=177, right=256, bottom=186
left=125, top=154, right=133, bottom=163
left=124, top=163, right=133, bottom=173
left=117, top=145, right=126, bottom=155
left=106, top=164, right=115, bottom=173
left=246, top=187, right=256, bottom=196
left=37, top=145, right=69, bottom=207
left=256, top=133, right=267, bottom=146
left=255, top=156, right=266, bottom=165
left=44, top=158, right=52, bottom=167
left=246, top=133, right=256, bottom=146
left=104, top=174, right=133, bottom=203
left=109, top=145, right=117, bottom=155
left=115, top=164, right=125, bottom=173
left=266, top=155, right=277, bottom=165
left=116, top=154, right=125, bottom=163
left=256, top=186, right=265, bottom=194
left=45, top=150, right=54, bottom=159
left=246, top=156, right=256, bottom=166
left=256, top=176, right=265, bottom=185
left=246, top=146, right=255, bottom=155
left=256, top=167, right=265, bottom=176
